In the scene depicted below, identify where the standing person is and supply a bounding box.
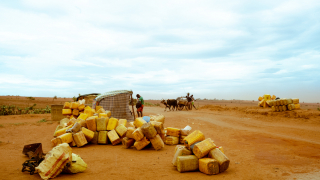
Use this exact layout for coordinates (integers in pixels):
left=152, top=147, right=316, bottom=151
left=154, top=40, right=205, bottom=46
left=186, top=93, right=192, bottom=110
left=191, top=95, right=197, bottom=110
left=92, top=99, right=97, bottom=110
left=136, top=94, right=144, bottom=117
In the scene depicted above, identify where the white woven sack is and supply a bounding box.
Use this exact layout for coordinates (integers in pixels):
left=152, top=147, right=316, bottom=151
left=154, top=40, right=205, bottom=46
left=36, top=143, right=72, bottom=180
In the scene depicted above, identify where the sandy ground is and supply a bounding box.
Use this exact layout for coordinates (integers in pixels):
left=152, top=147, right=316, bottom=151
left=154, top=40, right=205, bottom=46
left=0, top=97, right=320, bottom=180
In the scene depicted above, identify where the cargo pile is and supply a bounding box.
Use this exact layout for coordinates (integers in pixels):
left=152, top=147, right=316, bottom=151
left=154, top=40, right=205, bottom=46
left=270, top=98, right=300, bottom=112
left=50, top=100, right=230, bottom=177
left=258, top=94, right=300, bottom=111
left=124, top=114, right=165, bottom=150
left=52, top=101, right=166, bottom=151
left=163, top=126, right=192, bottom=145
left=258, top=94, right=276, bottom=108
left=171, top=130, right=230, bottom=175
left=61, top=101, right=111, bottom=120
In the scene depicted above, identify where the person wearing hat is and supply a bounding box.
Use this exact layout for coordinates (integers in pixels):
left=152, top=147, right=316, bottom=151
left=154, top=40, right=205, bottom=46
left=136, top=94, right=144, bottom=117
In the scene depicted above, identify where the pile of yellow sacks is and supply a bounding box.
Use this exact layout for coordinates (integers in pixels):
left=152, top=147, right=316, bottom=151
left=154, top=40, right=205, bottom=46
left=171, top=130, right=230, bottom=175
left=53, top=102, right=167, bottom=151
left=258, top=95, right=300, bottom=111
left=123, top=115, right=165, bottom=151
left=258, top=94, right=276, bottom=108
left=61, top=102, right=110, bottom=120
left=270, top=98, right=300, bottom=112
left=53, top=103, right=114, bottom=148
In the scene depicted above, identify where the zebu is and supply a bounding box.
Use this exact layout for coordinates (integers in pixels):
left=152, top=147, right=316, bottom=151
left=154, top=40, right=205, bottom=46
left=160, top=99, right=178, bottom=111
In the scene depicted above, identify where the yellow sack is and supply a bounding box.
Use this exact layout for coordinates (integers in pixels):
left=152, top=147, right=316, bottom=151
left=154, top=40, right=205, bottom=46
left=134, top=117, right=146, bottom=128
left=264, top=94, right=271, bottom=101
left=63, top=102, right=71, bottom=109
left=96, top=108, right=106, bottom=114
left=95, top=106, right=103, bottom=112
left=63, top=153, right=87, bottom=174
left=150, top=114, right=165, bottom=124
left=84, top=106, right=94, bottom=117
left=107, top=118, right=118, bottom=130
left=62, top=109, right=72, bottom=115
left=78, top=113, right=88, bottom=121
left=60, top=118, right=69, bottom=127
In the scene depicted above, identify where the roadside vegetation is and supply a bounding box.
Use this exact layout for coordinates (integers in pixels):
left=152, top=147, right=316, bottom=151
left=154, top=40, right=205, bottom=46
left=144, top=102, right=160, bottom=107
left=38, top=119, right=47, bottom=123
left=0, top=104, right=51, bottom=116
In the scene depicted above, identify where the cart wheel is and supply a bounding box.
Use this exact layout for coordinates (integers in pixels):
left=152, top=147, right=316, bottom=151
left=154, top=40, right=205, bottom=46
left=178, top=105, right=183, bottom=111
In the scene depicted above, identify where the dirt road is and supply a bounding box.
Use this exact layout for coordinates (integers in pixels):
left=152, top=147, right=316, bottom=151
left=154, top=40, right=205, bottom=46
left=0, top=104, right=320, bottom=179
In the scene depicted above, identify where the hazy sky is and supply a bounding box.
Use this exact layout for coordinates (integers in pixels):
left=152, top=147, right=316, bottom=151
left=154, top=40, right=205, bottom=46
left=0, top=0, right=319, bottom=102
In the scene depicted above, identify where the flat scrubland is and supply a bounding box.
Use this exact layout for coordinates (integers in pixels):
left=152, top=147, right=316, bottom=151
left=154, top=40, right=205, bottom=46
left=0, top=96, right=320, bottom=180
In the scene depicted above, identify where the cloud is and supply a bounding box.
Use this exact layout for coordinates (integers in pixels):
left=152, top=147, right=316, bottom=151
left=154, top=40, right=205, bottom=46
left=0, top=0, right=320, bottom=102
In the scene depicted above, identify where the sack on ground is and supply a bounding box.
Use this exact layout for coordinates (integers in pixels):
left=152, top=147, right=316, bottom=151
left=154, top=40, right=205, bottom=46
left=36, top=143, right=72, bottom=180
left=63, top=153, right=87, bottom=174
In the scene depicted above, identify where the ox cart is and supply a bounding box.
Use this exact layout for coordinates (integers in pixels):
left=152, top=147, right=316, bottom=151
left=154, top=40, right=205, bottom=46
left=177, top=98, right=189, bottom=111
left=160, top=97, right=191, bottom=111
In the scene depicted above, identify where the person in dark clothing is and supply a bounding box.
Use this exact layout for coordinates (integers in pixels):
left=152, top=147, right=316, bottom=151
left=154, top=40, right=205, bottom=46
left=186, top=93, right=192, bottom=110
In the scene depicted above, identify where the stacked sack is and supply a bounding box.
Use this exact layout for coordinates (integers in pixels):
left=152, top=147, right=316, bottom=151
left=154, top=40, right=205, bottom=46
left=54, top=105, right=167, bottom=151
left=164, top=126, right=192, bottom=146
left=61, top=101, right=111, bottom=120
left=123, top=115, right=165, bottom=150
left=270, top=98, right=300, bottom=112
left=258, top=94, right=276, bottom=108
left=172, top=130, right=230, bottom=175
left=52, top=103, right=126, bottom=148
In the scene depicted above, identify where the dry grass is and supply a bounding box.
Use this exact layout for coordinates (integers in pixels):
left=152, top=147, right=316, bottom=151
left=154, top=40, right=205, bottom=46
left=37, top=118, right=47, bottom=123
left=144, top=102, right=160, bottom=107
left=10, top=122, right=27, bottom=126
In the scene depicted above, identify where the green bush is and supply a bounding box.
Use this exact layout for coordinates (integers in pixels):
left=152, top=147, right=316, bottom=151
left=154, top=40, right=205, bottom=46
left=38, top=119, right=47, bottom=123
left=27, top=97, right=35, bottom=100
left=0, top=104, right=51, bottom=116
